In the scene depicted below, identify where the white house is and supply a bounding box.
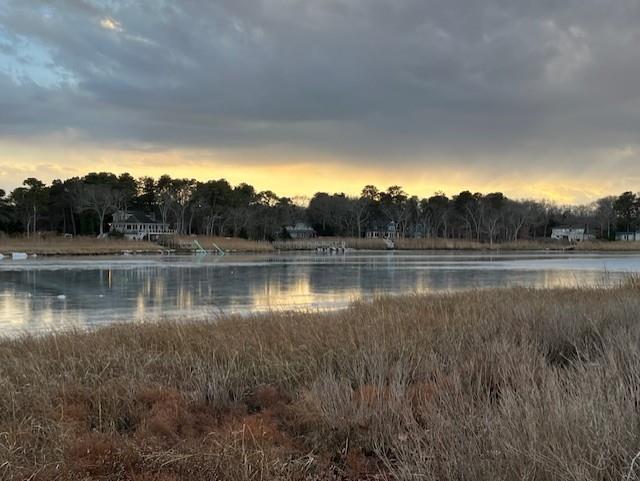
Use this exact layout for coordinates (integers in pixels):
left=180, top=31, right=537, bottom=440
left=285, top=223, right=317, bottom=239
left=110, top=211, right=172, bottom=240
left=550, top=227, right=594, bottom=243
left=616, top=231, right=640, bottom=241
left=366, top=221, right=400, bottom=239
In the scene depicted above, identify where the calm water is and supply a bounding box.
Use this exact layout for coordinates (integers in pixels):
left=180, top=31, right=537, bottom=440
left=1, top=251, right=639, bottom=336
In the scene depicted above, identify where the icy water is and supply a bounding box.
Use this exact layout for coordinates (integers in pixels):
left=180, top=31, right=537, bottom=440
left=1, top=251, right=639, bottom=336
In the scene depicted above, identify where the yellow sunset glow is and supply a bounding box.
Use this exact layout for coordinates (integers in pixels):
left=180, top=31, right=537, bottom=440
left=0, top=139, right=633, bottom=204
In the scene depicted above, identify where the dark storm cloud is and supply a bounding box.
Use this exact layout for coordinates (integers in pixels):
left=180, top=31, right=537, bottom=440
left=1, top=0, right=640, bottom=166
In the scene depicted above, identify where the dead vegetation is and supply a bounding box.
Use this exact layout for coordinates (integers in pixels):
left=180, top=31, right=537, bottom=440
left=0, top=235, right=160, bottom=255
left=2, top=233, right=639, bottom=257
left=0, top=234, right=274, bottom=256
left=273, top=237, right=387, bottom=250
left=276, top=236, right=640, bottom=251
left=3, top=285, right=640, bottom=480
left=169, top=235, right=275, bottom=253
left=395, top=237, right=640, bottom=251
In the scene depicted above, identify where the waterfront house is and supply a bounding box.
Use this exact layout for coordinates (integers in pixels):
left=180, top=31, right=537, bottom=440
left=366, top=221, right=400, bottom=239
left=550, top=227, right=594, bottom=243
left=110, top=210, right=172, bottom=240
left=284, top=222, right=317, bottom=239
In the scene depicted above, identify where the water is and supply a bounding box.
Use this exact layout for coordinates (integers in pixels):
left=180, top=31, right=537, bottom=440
left=1, top=251, right=639, bottom=336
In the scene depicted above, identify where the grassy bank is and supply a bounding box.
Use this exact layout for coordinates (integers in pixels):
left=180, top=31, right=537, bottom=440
left=0, top=236, right=161, bottom=255
left=0, top=235, right=274, bottom=256
left=274, top=236, right=387, bottom=250
left=3, top=235, right=640, bottom=256
left=168, top=235, right=275, bottom=253
left=275, top=236, right=640, bottom=251
left=3, top=285, right=640, bottom=480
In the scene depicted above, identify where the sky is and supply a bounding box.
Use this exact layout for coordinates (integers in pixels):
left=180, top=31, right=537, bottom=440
left=1, top=0, right=640, bottom=203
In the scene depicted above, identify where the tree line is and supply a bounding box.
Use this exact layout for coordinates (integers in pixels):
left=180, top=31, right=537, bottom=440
left=0, top=172, right=637, bottom=242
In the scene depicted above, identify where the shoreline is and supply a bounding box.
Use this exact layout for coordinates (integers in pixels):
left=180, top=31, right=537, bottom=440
left=3, top=285, right=640, bottom=480
left=3, top=236, right=640, bottom=257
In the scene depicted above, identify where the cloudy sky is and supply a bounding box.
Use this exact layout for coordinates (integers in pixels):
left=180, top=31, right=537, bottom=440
left=1, top=0, right=640, bottom=202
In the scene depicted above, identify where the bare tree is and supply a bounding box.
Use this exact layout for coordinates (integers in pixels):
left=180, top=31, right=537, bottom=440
left=350, top=197, right=371, bottom=238
left=78, top=184, right=121, bottom=237
left=169, top=179, right=197, bottom=234
left=504, top=200, right=534, bottom=241
left=482, top=193, right=505, bottom=246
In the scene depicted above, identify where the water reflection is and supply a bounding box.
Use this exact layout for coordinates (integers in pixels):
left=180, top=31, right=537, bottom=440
left=0, top=251, right=639, bottom=336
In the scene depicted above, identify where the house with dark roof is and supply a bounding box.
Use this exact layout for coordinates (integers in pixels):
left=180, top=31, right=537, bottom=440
left=366, top=221, right=400, bottom=239
left=284, top=222, right=317, bottom=239
left=550, top=227, right=594, bottom=243
left=110, top=210, right=173, bottom=240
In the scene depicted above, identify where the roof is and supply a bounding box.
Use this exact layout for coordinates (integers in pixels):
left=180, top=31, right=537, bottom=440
left=285, top=223, right=315, bottom=232
left=366, top=221, right=397, bottom=232
left=114, top=210, right=164, bottom=225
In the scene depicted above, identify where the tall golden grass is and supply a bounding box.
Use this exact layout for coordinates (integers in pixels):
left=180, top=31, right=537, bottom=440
left=0, top=235, right=275, bottom=255
left=276, top=236, right=640, bottom=251
left=3, top=284, right=640, bottom=480
left=3, top=234, right=640, bottom=256
left=274, top=236, right=387, bottom=250
left=169, top=235, right=275, bottom=253
left=396, top=237, right=640, bottom=251
left=0, top=236, right=160, bottom=255
left=574, top=240, right=640, bottom=251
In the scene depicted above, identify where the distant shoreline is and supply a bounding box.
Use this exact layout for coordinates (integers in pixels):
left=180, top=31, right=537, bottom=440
left=2, top=235, right=640, bottom=256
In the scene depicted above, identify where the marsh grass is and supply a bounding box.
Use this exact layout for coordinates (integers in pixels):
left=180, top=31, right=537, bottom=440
left=396, top=238, right=640, bottom=251
left=574, top=240, right=640, bottom=251
left=0, top=235, right=275, bottom=256
left=3, top=234, right=639, bottom=257
left=3, top=286, right=640, bottom=480
left=169, top=235, right=275, bottom=253
left=276, top=236, right=640, bottom=251
left=274, top=237, right=387, bottom=250
left=0, top=235, right=160, bottom=255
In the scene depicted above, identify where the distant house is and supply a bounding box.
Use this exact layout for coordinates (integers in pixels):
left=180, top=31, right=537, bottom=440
left=285, top=222, right=317, bottom=239
left=550, top=227, right=594, bottom=243
left=110, top=210, right=172, bottom=240
left=366, top=221, right=400, bottom=239
left=616, top=231, right=640, bottom=241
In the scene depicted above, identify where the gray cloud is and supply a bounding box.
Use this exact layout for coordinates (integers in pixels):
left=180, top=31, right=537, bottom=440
left=1, top=0, right=640, bottom=170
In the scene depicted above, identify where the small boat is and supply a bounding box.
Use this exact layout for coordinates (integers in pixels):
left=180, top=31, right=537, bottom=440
left=12, top=252, right=28, bottom=260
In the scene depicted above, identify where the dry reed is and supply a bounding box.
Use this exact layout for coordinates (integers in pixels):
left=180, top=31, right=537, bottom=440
left=0, top=236, right=160, bottom=255
left=170, top=235, right=275, bottom=253
left=276, top=236, right=640, bottom=252
left=3, top=284, right=640, bottom=480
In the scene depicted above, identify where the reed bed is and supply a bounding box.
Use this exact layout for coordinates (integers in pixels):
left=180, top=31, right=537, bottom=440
left=275, top=236, right=640, bottom=252
left=0, top=236, right=160, bottom=255
left=574, top=240, right=640, bottom=251
left=171, top=235, right=275, bottom=253
left=274, top=237, right=387, bottom=250
left=394, top=237, right=487, bottom=250
left=3, top=285, right=640, bottom=480
left=3, top=235, right=639, bottom=257
left=394, top=237, right=640, bottom=251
